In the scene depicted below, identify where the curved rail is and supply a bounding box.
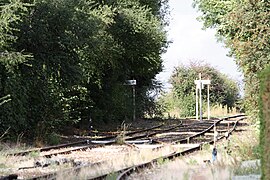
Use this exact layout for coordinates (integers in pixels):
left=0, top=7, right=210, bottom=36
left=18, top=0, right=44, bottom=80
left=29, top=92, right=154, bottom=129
left=2, top=115, right=245, bottom=179
left=99, top=115, right=246, bottom=180
left=124, top=122, right=183, bottom=141
left=8, top=124, right=164, bottom=157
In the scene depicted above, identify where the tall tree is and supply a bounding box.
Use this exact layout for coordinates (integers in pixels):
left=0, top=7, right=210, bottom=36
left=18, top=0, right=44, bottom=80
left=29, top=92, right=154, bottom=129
left=0, top=0, right=32, bottom=137
left=0, top=0, right=169, bottom=141
left=169, top=62, right=240, bottom=117
left=193, top=0, right=270, bottom=120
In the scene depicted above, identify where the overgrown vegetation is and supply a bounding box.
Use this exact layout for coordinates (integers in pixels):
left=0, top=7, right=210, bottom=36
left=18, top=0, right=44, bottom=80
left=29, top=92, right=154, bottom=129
left=193, top=0, right=270, bottom=121
left=259, top=66, right=270, bottom=179
left=227, top=126, right=260, bottom=161
left=159, top=61, right=240, bottom=117
left=0, top=0, right=168, bottom=142
left=193, top=0, right=269, bottom=177
left=115, top=122, right=129, bottom=145
left=233, top=163, right=261, bottom=176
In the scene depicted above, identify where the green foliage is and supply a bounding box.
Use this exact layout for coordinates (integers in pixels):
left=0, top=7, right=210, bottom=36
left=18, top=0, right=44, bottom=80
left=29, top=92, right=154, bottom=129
left=105, top=172, right=118, bottom=180
left=0, top=0, right=32, bottom=138
left=115, top=122, right=128, bottom=145
left=193, top=1, right=270, bottom=177
left=233, top=163, right=261, bottom=176
left=0, top=0, right=169, bottom=141
left=187, top=158, right=198, bottom=166
left=0, top=0, right=31, bottom=69
left=29, top=151, right=40, bottom=158
left=157, top=157, right=169, bottom=165
left=166, top=61, right=240, bottom=117
left=259, top=66, right=270, bottom=179
left=193, top=0, right=270, bottom=121
left=46, top=132, right=61, bottom=146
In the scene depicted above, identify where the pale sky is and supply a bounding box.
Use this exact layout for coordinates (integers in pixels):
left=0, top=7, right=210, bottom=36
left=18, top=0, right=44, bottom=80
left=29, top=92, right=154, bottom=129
left=156, top=0, right=243, bottom=89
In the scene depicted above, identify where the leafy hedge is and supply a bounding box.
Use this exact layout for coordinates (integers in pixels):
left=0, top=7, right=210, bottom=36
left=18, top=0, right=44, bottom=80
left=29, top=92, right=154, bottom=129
left=0, top=0, right=168, bottom=142
left=168, top=62, right=240, bottom=117
left=259, top=66, right=270, bottom=179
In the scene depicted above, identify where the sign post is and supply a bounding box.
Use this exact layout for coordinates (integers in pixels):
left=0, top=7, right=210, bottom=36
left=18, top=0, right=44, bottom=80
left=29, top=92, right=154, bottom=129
left=196, top=82, right=198, bottom=120
left=126, top=80, right=136, bottom=121
left=207, top=82, right=210, bottom=119
left=199, top=73, right=202, bottom=121
left=194, top=75, right=211, bottom=121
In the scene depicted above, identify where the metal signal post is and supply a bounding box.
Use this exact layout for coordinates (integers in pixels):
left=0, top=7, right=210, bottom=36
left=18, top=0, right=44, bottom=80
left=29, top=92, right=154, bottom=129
left=194, top=73, right=211, bottom=121
left=126, top=80, right=136, bottom=121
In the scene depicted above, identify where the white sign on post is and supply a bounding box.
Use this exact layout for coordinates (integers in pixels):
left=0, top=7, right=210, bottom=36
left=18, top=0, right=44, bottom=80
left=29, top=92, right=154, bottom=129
left=194, top=80, right=211, bottom=89
left=125, top=80, right=136, bottom=85
left=194, top=78, right=211, bottom=121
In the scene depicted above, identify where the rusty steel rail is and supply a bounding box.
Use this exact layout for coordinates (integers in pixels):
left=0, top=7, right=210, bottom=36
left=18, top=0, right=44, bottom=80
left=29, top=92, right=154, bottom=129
left=7, top=124, right=164, bottom=157
left=92, top=124, right=164, bottom=141
left=24, top=161, right=103, bottom=180
left=125, top=124, right=164, bottom=136
left=7, top=140, right=88, bottom=156
left=3, top=115, right=245, bottom=180
left=1, top=125, right=167, bottom=179
left=124, top=122, right=183, bottom=141
left=41, top=123, right=164, bottom=158
left=93, top=114, right=246, bottom=180
left=172, top=114, right=246, bottom=144
left=42, top=144, right=105, bottom=158
left=172, top=119, right=222, bottom=144
left=115, top=146, right=201, bottom=180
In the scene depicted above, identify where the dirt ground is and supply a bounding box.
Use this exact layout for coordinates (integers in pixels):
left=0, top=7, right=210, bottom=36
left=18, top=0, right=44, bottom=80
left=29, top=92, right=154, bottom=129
left=60, top=118, right=188, bottom=144
left=127, top=119, right=259, bottom=180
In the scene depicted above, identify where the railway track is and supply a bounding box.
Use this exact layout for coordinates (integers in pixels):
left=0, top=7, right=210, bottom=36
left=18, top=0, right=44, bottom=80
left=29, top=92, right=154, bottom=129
left=7, top=124, right=164, bottom=157
left=0, top=114, right=246, bottom=180
left=94, top=114, right=246, bottom=180
left=0, top=124, right=169, bottom=179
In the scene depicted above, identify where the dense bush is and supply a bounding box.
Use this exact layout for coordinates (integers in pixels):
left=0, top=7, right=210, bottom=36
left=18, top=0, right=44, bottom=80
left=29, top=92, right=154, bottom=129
left=162, top=61, right=240, bottom=117
left=193, top=0, right=270, bottom=121
left=0, top=0, right=168, bottom=142
left=259, top=66, right=270, bottom=179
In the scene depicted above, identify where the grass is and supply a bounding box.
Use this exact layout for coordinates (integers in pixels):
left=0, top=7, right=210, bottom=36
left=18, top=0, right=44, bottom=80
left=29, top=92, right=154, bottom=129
left=209, top=104, right=238, bottom=118
left=187, top=158, right=198, bottom=166
left=201, top=143, right=211, bottom=151
left=0, top=116, right=259, bottom=179
left=105, top=172, right=118, bottom=180
left=29, top=151, right=40, bottom=158
left=182, top=170, right=190, bottom=180
left=163, top=104, right=240, bottom=120
left=115, top=122, right=129, bottom=145
left=157, top=157, right=170, bottom=165
left=37, top=145, right=176, bottom=180
left=226, top=124, right=260, bottom=161
left=132, top=118, right=260, bottom=179
left=234, top=163, right=261, bottom=175
left=0, top=151, right=18, bottom=173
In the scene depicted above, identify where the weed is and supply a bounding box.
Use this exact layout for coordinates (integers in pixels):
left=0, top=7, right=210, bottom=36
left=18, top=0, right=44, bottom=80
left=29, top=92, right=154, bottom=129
left=29, top=151, right=40, bottom=158
left=201, top=143, right=211, bottom=151
left=157, top=157, right=169, bottom=165
left=229, top=125, right=259, bottom=161
left=105, top=172, right=118, bottom=180
left=0, top=127, right=10, bottom=142
left=209, top=104, right=238, bottom=117
left=233, top=162, right=261, bottom=175
left=182, top=169, right=190, bottom=180
left=115, top=122, right=130, bottom=145
left=0, top=163, right=7, bottom=168
left=187, top=158, right=198, bottom=166
left=16, top=132, right=24, bottom=146
left=46, top=132, right=61, bottom=145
